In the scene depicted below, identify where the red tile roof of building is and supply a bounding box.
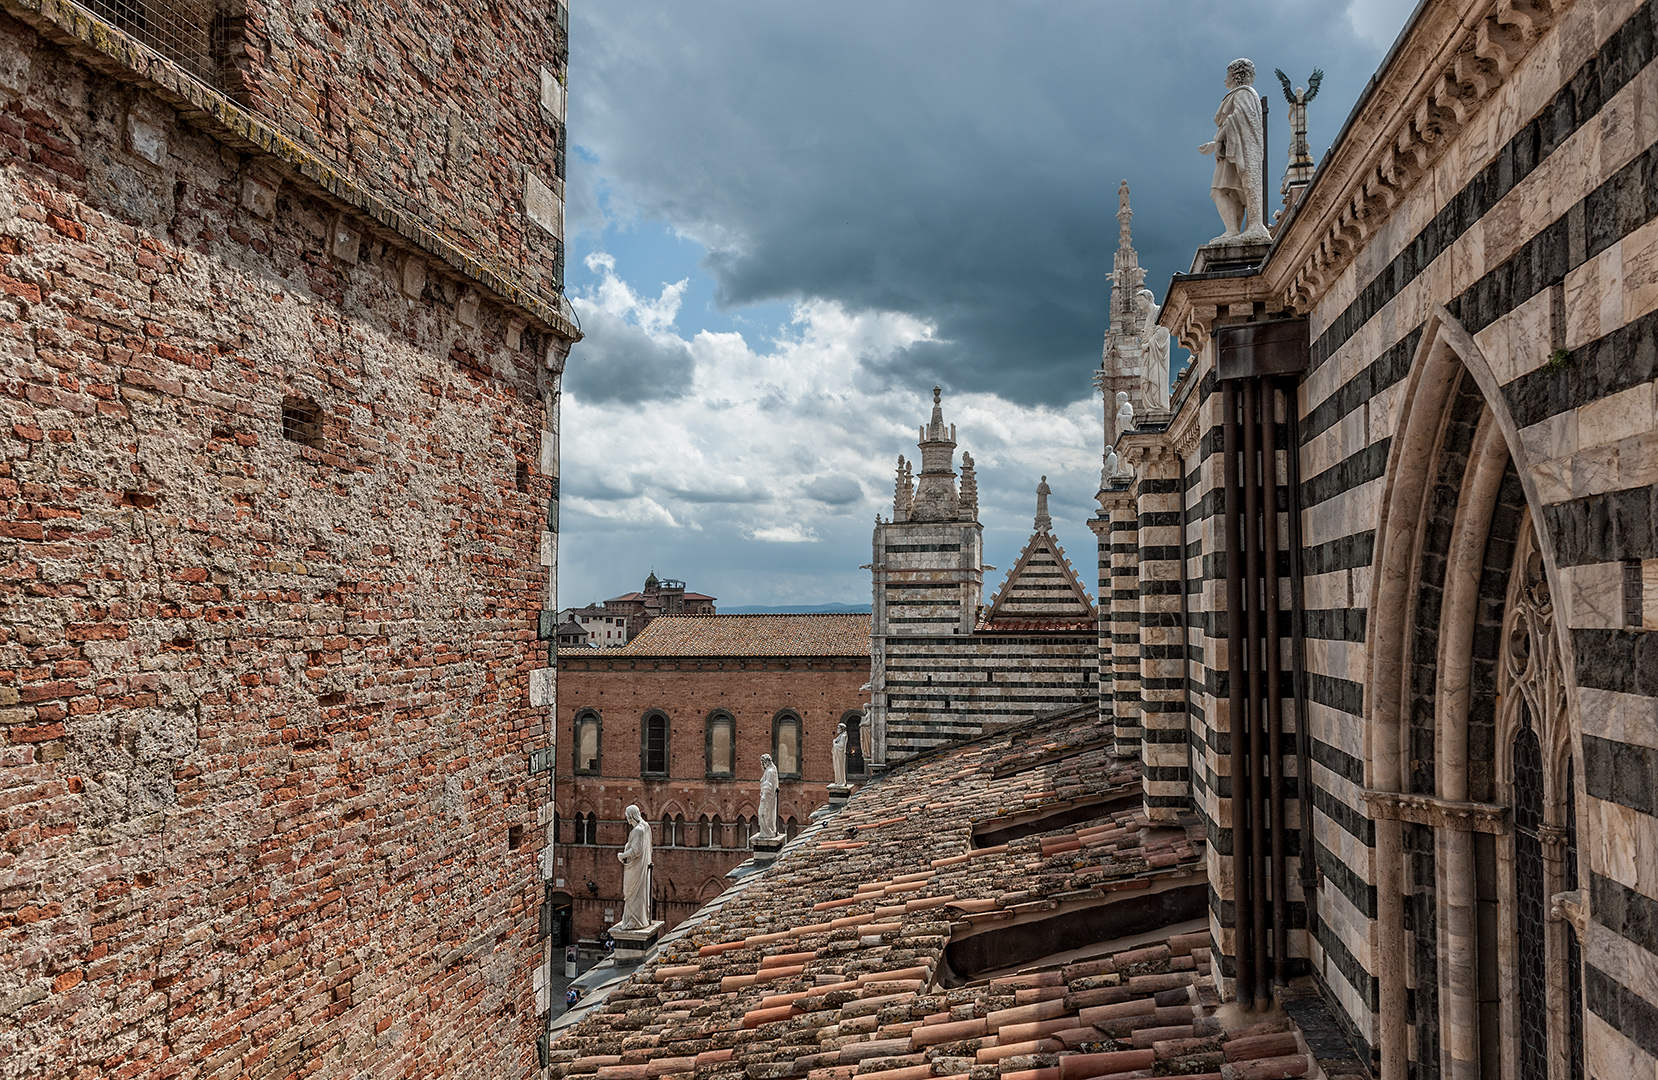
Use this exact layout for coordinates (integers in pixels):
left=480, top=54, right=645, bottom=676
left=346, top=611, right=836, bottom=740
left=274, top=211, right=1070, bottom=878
left=541, top=709, right=1325, bottom=1080
left=574, top=613, right=871, bottom=658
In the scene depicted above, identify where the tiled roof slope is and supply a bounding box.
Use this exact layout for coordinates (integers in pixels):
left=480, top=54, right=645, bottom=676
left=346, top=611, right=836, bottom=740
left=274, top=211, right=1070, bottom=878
left=547, top=709, right=1329, bottom=1080
left=981, top=532, right=1096, bottom=630
left=564, top=614, right=872, bottom=658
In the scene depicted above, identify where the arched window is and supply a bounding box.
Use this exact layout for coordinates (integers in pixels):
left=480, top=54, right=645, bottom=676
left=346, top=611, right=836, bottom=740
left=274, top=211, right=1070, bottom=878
left=706, top=710, right=736, bottom=778
left=785, top=816, right=799, bottom=841
left=641, top=711, right=670, bottom=776
left=580, top=812, right=598, bottom=845
left=696, top=814, right=710, bottom=848
left=710, top=814, right=724, bottom=849
left=674, top=814, right=686, bottom=848
left=660, top=813, right=675, bottom=848
left=772, top=710, right=802, bottom=779
left=573, top=710, right=601, bottom=775
left=841, top=711, right=867, bottom=777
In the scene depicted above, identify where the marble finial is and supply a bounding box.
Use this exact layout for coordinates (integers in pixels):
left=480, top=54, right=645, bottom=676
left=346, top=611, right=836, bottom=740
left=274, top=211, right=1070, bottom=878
left=1035, top=475, right=1052, bottom=532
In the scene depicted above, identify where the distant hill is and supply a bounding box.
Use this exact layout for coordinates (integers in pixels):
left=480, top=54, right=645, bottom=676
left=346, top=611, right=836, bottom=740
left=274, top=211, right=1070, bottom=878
left=718, top=603, right=872, bottom=615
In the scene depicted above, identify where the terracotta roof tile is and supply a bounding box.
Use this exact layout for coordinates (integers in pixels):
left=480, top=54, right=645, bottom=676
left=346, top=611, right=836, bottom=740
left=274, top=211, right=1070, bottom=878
left=563, top=613, right=870, bottom=657
left=548, top=707, right=1336, bottom=1080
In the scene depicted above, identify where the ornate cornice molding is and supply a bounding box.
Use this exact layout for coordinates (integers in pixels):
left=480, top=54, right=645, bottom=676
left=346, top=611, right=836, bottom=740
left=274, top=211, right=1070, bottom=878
left=1157, top=0, right=1575, bottom=344
left=1166, top=402, right=1202, bottom=461
left=1362, top=789, right=1511, bottom=833
left=1269, top=0, right=1575, bottom=312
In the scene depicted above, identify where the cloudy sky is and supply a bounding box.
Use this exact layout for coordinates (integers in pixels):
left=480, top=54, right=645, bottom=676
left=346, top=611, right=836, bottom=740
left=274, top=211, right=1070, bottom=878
left=556, top=0, right=1416, bottom=611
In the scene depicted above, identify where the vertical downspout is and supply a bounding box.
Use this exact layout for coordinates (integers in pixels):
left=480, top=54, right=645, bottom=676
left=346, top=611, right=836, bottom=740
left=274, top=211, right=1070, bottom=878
left=1222, top=383, right=1254, bottom=1008
left=1287, top=389, right=1315, bottom=900
left=1242, top=380, right=1269, bottom=1006
left=1262, top=383, right=1287, bottom=990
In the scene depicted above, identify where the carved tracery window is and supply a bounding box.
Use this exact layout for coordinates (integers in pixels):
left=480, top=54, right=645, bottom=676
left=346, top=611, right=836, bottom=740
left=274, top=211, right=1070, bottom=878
left=1498, top=520, right=1582, bottom=1080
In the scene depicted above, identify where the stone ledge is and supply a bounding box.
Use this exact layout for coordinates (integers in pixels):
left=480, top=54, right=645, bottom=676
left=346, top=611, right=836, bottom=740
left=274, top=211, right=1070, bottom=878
left=0, top=0, right=581, bottom=345
left=1361, top=789, right=1510, bottom=833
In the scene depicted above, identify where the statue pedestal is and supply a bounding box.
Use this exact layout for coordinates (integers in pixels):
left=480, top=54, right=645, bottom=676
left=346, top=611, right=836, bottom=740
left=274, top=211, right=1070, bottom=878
left=609, top=920, right=664, bottom=965
left=749, top=834, right=786, bottom=867
left=826, top=783, right=853, bottom=808
left=1190, top=236, right=1272, bottom=274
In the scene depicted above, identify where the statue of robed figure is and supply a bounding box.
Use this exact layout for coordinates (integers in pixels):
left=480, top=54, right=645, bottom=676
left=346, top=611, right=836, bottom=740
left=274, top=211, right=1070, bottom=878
left=615, top=804, right=653, bottom=931
left=1199, top=58, right=1270, bottom=243
left=758, top=754, right=781, bottom=839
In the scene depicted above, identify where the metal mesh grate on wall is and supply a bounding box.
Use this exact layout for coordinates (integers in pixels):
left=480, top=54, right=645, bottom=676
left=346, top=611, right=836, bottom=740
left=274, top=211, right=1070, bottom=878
left=71, top=0, right=242, bottom=91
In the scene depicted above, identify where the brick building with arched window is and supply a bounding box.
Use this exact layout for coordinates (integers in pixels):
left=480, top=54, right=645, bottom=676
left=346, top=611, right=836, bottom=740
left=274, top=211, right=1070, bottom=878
left=553, top=614, right=870, bottom=941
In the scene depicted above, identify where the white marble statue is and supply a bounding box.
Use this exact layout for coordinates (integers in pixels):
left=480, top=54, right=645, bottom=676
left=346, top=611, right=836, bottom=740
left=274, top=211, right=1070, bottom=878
left=1115, top=391, right=1135, bottom=433
left=758, top=753, right=781, bottom=839
left=1135, top=289, right=1172, bottom=411
left=1104, top=450, right=1120, bottom=483
left=614, top=804, right=653, bottom=930
left=832, top=722, right=848, bottom=787
left=1199, top=58, right=1270, bottom=243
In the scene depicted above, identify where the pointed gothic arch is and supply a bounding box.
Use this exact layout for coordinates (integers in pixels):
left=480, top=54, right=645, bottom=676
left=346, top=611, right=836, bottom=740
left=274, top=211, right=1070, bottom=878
left=1362, top=308, right=1586, bottom=1080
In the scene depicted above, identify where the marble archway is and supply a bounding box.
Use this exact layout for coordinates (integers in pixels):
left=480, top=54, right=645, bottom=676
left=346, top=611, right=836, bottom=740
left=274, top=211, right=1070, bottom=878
left=1361, top=309, right=1585, bottom=1080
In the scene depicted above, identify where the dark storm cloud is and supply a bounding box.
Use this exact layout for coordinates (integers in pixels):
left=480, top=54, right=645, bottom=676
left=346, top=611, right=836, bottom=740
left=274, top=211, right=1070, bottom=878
left=568, top=1, right=1399, bottom=407
left=561, top=304, right=695, bottom=404
left=804, top=474, right=865, bottom=506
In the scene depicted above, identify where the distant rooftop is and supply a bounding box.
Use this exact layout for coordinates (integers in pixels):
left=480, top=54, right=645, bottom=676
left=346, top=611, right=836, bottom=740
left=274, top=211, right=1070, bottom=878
left=564, top=613, right=871, bottom=658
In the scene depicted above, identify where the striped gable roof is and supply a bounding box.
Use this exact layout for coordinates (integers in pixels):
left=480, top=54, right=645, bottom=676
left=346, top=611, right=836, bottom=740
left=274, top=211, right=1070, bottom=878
left=981, top=528, right=1096, bottom=628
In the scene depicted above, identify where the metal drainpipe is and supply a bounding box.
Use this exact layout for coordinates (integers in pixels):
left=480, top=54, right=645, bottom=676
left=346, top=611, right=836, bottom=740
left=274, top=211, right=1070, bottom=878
left=1242, top=380, right=1269, bottom=1007
left=1221, top=382, right=1254, bottom=1008
left=1287, top=392, right=1316, bottom=899
left=1262, top=383, right=1287, bottom=990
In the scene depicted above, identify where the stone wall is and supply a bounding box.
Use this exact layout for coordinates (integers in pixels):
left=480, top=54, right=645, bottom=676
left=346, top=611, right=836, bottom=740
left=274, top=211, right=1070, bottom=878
left=0, top=11, right=559, bottom=1078
left=224, top=0, right=569, bottom=295
left=880, top=632, right=1098, bottom=760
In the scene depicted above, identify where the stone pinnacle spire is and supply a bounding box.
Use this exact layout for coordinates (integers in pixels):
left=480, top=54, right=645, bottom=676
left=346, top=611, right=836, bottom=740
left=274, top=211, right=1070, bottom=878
left=911, top=387, right=959, bottom=523
left=958, top=452, right=979, bottom=522
left=1110, top=181, right=1144, bottom=337
left=1118, top=179, right=1133, bottom=249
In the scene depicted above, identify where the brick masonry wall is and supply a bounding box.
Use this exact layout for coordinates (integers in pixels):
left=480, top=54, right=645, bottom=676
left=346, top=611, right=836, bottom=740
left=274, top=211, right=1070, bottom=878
left=231, top=0, right=570, bottom=297
left=0, top=21, right=552, bottom=1079
left=552, top=657, right=864, bottom=942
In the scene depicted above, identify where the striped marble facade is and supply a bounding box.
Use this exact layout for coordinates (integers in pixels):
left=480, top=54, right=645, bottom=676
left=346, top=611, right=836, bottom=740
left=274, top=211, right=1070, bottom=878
left=1101, top=2, right=1658, bottom=1077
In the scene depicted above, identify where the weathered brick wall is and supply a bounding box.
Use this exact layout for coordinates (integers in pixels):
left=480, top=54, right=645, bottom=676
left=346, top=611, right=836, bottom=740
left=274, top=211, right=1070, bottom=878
left=230, top=0, right=570, bottom=295
left=552, top=658, right=861, bottom=942
left=0, top=18, right=553, bottom=1077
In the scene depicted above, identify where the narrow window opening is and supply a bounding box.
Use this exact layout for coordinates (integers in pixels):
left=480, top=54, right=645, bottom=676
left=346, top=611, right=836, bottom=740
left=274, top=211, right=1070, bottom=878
left=773, top=712, right=801, bottom=779
left=516, top=461, right=530, bottom=493
left=281, top=395, right=322, bottom=448
left=508, top=825, right=523, bottom=850
left=642, top=712, right=669, bottom=776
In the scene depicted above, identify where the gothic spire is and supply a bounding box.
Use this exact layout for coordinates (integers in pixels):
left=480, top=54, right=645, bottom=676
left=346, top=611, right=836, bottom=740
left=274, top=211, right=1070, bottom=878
left=958, top=452, right=979, bottom=522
